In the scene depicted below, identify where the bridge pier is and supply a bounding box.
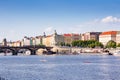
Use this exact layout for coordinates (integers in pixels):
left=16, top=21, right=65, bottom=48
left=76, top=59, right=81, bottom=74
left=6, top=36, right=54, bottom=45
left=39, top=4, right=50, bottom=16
left=12, top=50, right=18, bottom=55
left=31, top=50, right=36, bottom=55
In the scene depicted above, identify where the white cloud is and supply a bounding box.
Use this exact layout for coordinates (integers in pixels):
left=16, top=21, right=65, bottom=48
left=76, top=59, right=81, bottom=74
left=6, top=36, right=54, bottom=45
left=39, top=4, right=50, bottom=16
left=101, top=16, right=120, bottom=23
left=44, top=27, right=53, bottom=32
left=44, top=26, right=54, bottom=34
left=71, top=16, right=120, bottom=33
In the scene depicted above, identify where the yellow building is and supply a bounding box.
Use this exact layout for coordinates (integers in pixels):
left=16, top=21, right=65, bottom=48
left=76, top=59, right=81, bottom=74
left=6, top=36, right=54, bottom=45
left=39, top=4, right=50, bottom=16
left=7, top=41, right=21, bottom=47
left=42, top=30, right=64, bottom=47
left=42, top=35, right=52, bottom=46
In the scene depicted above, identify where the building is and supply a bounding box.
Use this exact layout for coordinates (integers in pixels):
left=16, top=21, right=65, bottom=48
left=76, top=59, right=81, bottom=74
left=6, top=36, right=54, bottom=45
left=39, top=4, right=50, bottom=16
left=99, top=31, right=117, bottom=46
left=63, top=33, right=81, bottom=45
left=116, top=31, right=120, bottom=45
left=81, top=34, right=85, bottom=41
left=6, top=41, right=21, bottom=47
left=2, top=38, right=7, bottom=46
left=63, top=34, right=72, bottom=45
left=42, top=30, right=64, bottom=47
left=35, top=36, right=43, bottom=45
left=51, top=31, right=64, bottom=46
left=42, top=35, right=52, bottom=46
left=81, top=32, right=101, bottom=41
left=12, top=41, right=21, bottom=47
left=30, top=37, right=36, bottom=46
left=22, top=36, right=31, bottom=46
left=7, top=41, right=13, bottom=47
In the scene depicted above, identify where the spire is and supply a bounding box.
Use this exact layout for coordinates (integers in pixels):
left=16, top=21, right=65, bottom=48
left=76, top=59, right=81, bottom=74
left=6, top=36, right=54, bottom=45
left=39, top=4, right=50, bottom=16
left=3, top=38, right=7, bottom=46
left=43, top=32, right=46, bottom=37
left=54, top=30, right=57, bottom=35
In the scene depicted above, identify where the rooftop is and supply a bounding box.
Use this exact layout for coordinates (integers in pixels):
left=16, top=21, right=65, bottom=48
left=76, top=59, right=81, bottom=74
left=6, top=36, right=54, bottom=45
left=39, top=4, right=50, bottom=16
left=100, top=31, right=117, bottom=35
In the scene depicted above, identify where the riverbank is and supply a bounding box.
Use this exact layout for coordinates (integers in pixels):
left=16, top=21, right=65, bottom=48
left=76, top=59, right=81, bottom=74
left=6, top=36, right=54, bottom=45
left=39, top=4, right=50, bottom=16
left=0, top=46, right=119, bottom=56
left=51, top=46, right=120, bottom=55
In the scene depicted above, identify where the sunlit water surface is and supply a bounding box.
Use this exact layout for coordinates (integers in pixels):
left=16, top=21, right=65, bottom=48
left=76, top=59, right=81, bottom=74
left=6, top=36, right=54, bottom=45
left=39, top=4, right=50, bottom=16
left=0, top=55, right=120, bottom=80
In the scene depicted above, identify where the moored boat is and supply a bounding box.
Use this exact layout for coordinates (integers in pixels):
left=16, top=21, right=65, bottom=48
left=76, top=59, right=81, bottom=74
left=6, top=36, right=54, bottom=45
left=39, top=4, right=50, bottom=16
left=112, top=51, right=120, bottom=56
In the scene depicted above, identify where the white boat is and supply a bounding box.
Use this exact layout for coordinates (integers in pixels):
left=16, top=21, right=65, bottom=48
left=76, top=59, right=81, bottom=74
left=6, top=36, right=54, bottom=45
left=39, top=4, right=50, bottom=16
left=5, top=52, right=13, bottom=56
left=102, top=52, right=109, bottom=55
left=40, top=59, right=47, bottom=62
left=0, top=52, right=12, bottom=56
left=113, top=51, right=120, bottom=56
left=17, top=50, right=31, bottom=56
left=0, top=53, right=5, bottom=56
left=25, top=51, right=31, bottom=55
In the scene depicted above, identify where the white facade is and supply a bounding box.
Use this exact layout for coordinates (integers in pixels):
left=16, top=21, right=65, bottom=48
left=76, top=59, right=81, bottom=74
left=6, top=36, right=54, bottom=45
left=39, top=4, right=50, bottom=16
left=99, top=35, right=112, bottom=45
left=99, top=33, right=116, bottom=46
left=116, top=32, right=120, bottom=44
left=22, top=37, right=30, bottom=46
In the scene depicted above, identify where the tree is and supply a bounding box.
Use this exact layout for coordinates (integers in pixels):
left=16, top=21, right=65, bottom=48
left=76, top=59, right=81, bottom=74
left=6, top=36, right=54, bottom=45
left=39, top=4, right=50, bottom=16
left=117, top=43, right=120, bottom=47
left=71, top=40, right=103, bottom=48
left=106, top=40, right=116, bottom=48
left=65, top=43, right=71, bottom=47
left=72, top=40, right=79, bottom=47
left=88, top=43, right=95, bottom=48
left=95, top=41, right=103, bottom=48
left=60, top=42, right=65, bottom=46
left=39, top=44, right=45, bottom=47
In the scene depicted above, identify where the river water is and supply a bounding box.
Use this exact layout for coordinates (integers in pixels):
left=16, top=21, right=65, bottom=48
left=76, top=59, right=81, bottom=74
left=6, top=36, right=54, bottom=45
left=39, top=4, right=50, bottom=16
left=0, top=55, right=120, bottom=80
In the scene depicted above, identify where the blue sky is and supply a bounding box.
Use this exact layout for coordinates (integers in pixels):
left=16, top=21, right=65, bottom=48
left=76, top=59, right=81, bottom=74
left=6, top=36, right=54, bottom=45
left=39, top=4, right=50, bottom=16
left=0, top=0, right=120, bottom=41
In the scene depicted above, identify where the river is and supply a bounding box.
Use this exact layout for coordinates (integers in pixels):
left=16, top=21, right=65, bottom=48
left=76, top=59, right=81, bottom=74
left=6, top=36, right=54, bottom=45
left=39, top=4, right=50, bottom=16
left=0, top=55, right=120, bottom=80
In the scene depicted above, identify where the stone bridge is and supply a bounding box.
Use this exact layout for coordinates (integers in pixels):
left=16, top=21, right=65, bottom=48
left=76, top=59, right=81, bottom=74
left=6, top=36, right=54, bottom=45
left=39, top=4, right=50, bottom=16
left=0, top=45, right=53, bottom=55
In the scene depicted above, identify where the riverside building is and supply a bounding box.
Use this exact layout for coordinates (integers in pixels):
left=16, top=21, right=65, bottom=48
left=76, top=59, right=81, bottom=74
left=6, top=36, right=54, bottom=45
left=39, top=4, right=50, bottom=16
left=81, top=32, right=101, bottom=41
left=63, top=33, right=81, bottom=45
left=116, top=31, right=120, bottom=45
left=35, top=36, right=43, bottom=45
left=42, top=30, right=64, bottom=47
left=21, top=36, right=31, bottom=46
left=99, top=31, right=117, bottom=46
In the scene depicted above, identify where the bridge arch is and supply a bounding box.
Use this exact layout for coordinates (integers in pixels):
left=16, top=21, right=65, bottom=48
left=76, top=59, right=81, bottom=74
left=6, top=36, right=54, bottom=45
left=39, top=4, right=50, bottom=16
left=0, top=46, right=53, bottom=55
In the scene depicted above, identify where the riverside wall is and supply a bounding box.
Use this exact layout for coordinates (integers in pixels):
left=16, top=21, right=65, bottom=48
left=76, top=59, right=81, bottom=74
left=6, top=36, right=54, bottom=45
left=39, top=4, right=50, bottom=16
left=51, top=46, right=104, bottom=54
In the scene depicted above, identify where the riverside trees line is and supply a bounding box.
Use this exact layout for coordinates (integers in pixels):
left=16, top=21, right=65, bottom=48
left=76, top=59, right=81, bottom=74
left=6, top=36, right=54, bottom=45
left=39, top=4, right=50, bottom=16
left=64, top=40, right=120, bottom=48
left=72, top=40, right=103, bottom=48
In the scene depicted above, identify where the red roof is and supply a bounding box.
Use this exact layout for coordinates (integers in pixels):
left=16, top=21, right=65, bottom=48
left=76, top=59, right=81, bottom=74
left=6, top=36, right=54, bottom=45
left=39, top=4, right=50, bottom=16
left=64, top=34, right=72, bottom=37
left=100, top=31, right=117, bottom=35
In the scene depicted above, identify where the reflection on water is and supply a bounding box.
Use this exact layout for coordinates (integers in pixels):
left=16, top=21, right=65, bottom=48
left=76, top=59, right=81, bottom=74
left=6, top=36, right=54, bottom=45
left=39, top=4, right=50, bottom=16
left=0, top=55, right=120, bottom=80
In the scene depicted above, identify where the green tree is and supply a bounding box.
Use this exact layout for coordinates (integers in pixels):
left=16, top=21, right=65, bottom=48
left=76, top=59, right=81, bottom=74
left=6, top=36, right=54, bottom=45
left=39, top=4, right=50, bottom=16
left=65, top=43, right=71, bottom=47
left=106, top=40, right=116, bottom=48
left=88, top=43, right=95, bottom=48
left=71, top=40, right=103, bottom=48
left=95, top=41, right=103, bottom=48
left=72, top=40, right=79, bottom=47
left=60, top=42, right=65, bottom=46
left=117, top=43, right=120, bottom=47
left=39, top=44, right=45, bottom=47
